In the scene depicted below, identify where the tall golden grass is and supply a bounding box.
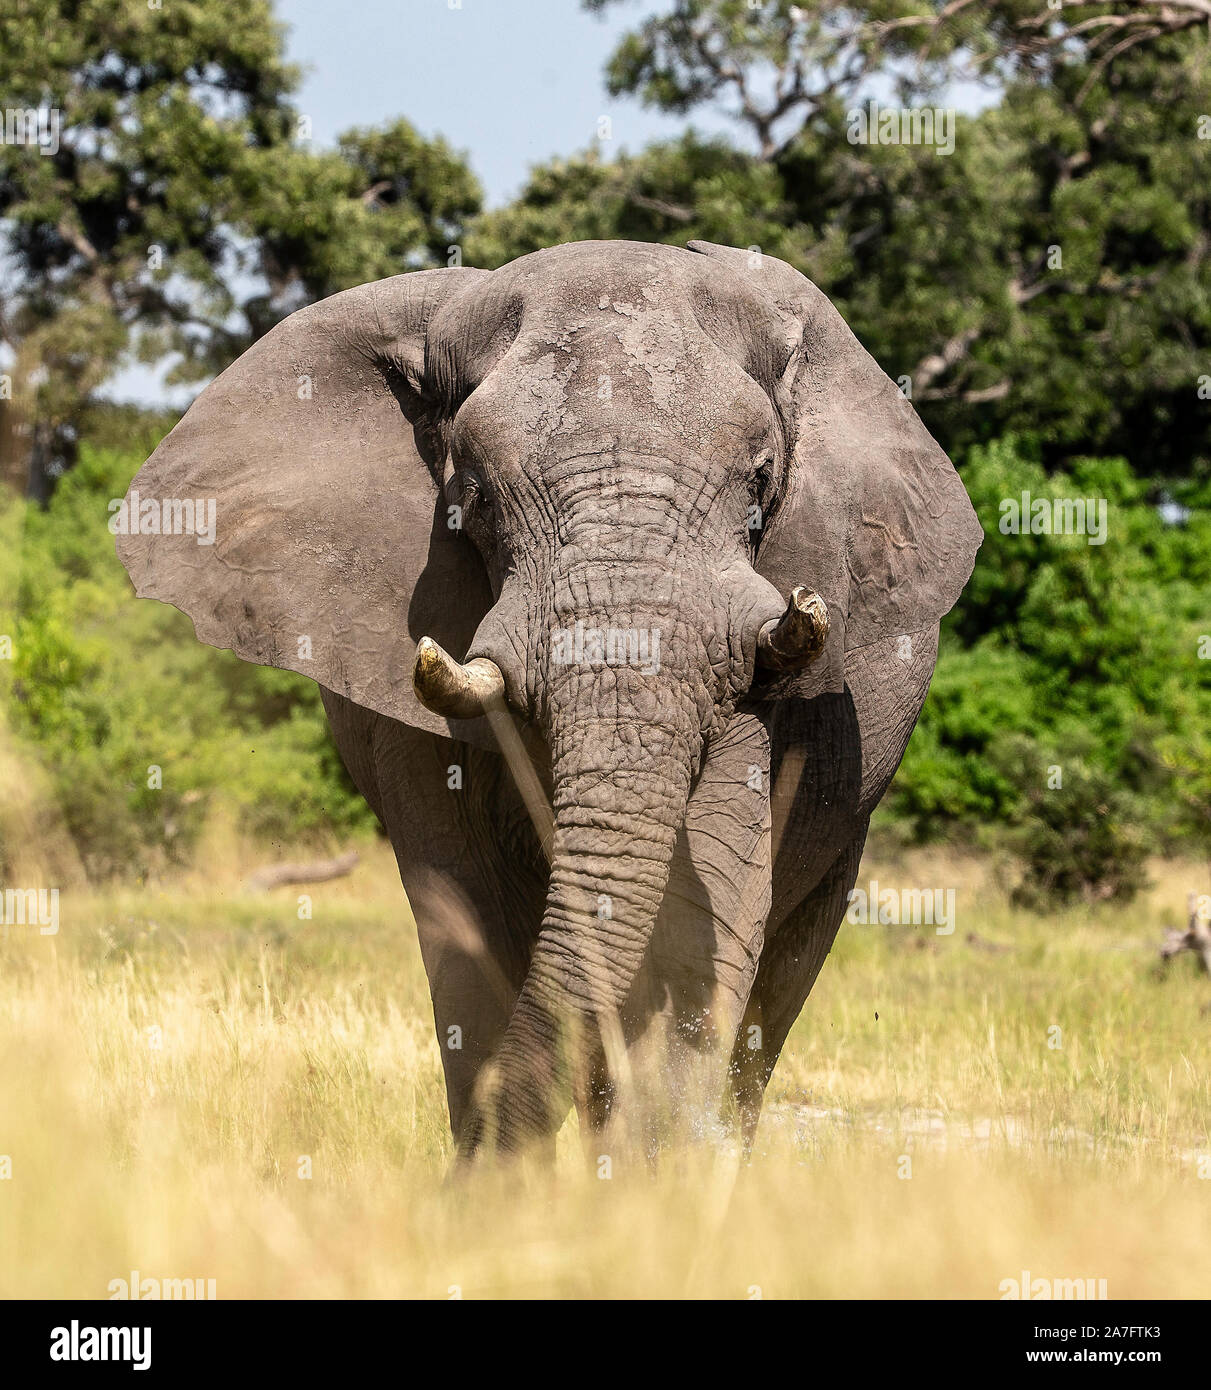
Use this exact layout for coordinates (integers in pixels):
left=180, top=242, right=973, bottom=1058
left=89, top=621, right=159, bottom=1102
left=1, top=816, right=1208, bottom=1299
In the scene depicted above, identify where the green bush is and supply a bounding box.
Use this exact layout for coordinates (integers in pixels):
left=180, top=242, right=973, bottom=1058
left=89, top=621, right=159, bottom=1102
left=885, top=435, right=1211, bottom=886
left=988, top=734, right=1151, bottom=907
left=0, top=441, right=376, bottom=879
left=3, top=429, right=1207, bottom=902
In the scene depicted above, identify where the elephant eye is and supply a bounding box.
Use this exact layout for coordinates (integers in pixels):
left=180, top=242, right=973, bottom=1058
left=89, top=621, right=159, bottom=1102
left=751, top=454, right=778, bottom=512
left=753, top=456, right=774, bottom=499
left=445, top=468, right=498, bottom=568
left=748, top=454, right=778, bottom=555
left=447, top=467, right=489, bottom=515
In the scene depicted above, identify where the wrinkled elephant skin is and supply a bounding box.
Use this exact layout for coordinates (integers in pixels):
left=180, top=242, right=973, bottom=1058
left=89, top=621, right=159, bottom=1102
left=116, top=241, right=982, bottom=1157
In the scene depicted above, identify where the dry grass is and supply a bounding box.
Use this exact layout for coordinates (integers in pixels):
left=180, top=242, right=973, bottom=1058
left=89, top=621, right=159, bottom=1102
left=1, top=832, right=1209, bottom=1299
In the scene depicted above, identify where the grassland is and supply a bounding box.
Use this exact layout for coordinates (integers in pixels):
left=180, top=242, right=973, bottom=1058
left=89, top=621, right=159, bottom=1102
left=0, top=828, right=1208, bottom=1300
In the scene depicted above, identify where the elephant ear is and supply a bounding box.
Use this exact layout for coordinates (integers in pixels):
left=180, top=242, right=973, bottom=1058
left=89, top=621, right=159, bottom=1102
left=115, top=267, right=501, bottom=749
left=688, top=241, right=982, bottom=696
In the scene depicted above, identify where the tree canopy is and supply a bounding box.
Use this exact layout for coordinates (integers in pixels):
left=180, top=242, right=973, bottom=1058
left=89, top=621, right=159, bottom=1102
left=2, top=0, right=1207, bottom=898
left=475, top=1, right=1211, bottom=478
left=0, top=0, right=480, bottom=494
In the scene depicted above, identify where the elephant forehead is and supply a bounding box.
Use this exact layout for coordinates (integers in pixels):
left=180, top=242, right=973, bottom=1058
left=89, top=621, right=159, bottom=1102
left=491, top=241, right=789, bottom=385
left=509, top=308, right=773, bottom=436
left=445, top=242, right=780, bottom=471
left=524, top=307, right=703, bottom=417
left=460, top=325, right=774, bottom=469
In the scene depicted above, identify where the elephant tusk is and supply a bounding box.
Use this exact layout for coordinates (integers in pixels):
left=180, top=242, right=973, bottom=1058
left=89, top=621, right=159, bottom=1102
left=412, top=637, right=506, bottom=718
left=756, top=586, right=830, bottom=673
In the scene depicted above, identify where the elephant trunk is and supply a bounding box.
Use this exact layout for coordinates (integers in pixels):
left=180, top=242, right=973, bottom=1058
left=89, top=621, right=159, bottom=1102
left=467, top=747, right=695, bottom=1151
left=458, top=583, right=709, bottom=1155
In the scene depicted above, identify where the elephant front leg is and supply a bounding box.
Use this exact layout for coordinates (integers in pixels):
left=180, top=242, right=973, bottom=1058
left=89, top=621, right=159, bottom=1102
left=728, top=829, right=867, bottom=1150
left=400, top=739, right=549, bottom=1144
left=587, top=710, right=773, bottom=1154
left=320, top=690, right=547, bottom=1144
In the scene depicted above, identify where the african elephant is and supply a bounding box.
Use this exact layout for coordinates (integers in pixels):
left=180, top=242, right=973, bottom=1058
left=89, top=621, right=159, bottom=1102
left=116, top=240, right=981, bottom=1158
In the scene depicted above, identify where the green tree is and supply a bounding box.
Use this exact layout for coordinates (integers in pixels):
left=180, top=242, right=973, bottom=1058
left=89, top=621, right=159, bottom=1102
left=465, top=134, right=800, bottom=268
left=0, top=0, right=481, bottom=496
left=0, top=438, right=376, bottom=879
left=572, top=1, right=1211, bottom=475
left=888, top=436, right=1211, bottom=883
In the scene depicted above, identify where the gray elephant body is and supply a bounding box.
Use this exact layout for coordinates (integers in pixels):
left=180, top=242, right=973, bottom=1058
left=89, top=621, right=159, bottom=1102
left=117, top=240, right=981, bottom=1155
left=321, top=622, right=933, bottom=1145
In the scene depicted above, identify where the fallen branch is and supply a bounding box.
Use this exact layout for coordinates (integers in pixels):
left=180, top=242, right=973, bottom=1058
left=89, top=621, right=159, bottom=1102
left=246, top=850, right=359, bottom=893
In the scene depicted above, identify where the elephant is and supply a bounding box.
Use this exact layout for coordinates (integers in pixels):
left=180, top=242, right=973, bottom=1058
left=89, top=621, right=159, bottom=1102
left=116, top=239, right=982, bottom=1159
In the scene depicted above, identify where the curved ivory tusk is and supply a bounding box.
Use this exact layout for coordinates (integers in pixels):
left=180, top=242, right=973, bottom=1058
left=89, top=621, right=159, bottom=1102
left=756, top=586, right=830, bottom=673
left=412, top=637, right=506, bottom=718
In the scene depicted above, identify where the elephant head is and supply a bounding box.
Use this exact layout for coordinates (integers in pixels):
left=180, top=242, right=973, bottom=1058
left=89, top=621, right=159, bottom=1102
left=116, top=240, right=981, bottom=1153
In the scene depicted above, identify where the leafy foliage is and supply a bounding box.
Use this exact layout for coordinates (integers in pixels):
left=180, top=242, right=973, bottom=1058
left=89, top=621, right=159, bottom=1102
left=475, top=18, right=1211, bottom=475
left=885, top=436, right=1211, bottom=898
left=2, top=1, right=1208, bottom=904
left=0, top=0, right=481, bottom=492
left=0, top=442, right=375, bottom=879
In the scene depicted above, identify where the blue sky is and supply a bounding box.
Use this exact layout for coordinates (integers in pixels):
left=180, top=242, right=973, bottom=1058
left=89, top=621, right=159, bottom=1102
left=108, top=0, right=732, bottom=405
left=283, top=0, right=734, bottom=208
left=106, top=0, right=990, bottom=407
